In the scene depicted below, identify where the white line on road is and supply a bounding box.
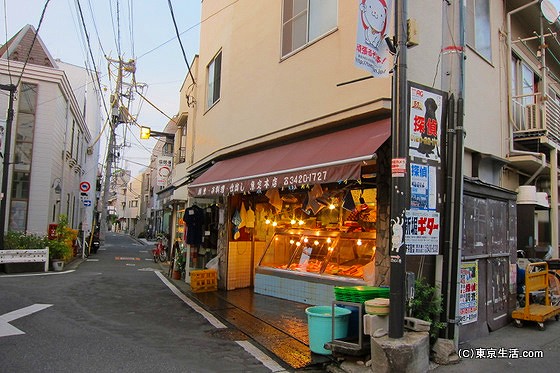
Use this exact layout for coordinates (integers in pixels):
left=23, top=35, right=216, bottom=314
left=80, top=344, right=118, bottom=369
left=0, top=270, right=75, bottom=278
left=154, top=272, right=284, bottom=372
left=236, top=340, right=287, bottom=372
left=155, top=271, right=226, bottom=329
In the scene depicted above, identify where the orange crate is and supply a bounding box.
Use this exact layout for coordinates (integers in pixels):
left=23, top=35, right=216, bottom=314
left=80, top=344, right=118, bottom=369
left=190, top=269, right=217, bottom=293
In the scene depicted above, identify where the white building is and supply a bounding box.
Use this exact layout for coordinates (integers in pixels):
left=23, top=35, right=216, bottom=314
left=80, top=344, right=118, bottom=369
left=0, top=25, right=102, bottom=236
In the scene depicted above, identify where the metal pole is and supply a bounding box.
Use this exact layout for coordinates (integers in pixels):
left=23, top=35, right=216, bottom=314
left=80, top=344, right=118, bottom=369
left=0, top=84, right=17, bottom=245
left=440, top=0, right=465, bottom=344
left=388, top=0, right=409, bottom=339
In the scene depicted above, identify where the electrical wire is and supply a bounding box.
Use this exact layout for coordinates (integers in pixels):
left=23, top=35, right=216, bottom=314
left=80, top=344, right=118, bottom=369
left=167, top=0, right=195, bottom=84
left=14, top=0, right=51, bottom=88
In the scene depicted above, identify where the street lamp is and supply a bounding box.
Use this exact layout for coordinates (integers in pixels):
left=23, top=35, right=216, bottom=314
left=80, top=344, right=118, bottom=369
left=52, top=178, right=62, bottom=195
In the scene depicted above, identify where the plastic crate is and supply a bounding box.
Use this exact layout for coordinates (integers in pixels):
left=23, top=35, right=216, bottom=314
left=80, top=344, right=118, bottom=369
left=190, top=269, right=217, bottom=293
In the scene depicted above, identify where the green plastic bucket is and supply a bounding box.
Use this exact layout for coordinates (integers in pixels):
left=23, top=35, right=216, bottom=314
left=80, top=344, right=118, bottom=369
left=305, top=306, right=351, bottom=355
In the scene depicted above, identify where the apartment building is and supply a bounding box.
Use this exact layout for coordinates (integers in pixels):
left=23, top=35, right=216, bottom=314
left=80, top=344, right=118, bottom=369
left=166, top=1, right=559, bottom=342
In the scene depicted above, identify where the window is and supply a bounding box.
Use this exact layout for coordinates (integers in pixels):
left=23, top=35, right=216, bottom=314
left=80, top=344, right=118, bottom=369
left=129, top=200, right=138, bottom=208
left=466, top=0, right=492, bottom=61
left=207, top=51, right=222, bottom=109
left=9, top=83, right=37, bottom=231
left=282, top=0, right=338, bottom=57
left=511, top=55, right=540, bottom=128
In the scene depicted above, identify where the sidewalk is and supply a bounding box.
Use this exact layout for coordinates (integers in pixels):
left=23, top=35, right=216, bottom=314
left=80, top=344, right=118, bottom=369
left=135, top=237, right=560, bottom=372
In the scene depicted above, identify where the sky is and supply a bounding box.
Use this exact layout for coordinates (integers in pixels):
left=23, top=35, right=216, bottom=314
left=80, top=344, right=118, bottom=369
left=0, top=0, right=201, bottom=178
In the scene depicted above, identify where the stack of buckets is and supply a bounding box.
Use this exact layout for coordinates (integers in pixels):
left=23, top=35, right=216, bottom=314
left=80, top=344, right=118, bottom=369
left=305, top=306, right=351, bottom=355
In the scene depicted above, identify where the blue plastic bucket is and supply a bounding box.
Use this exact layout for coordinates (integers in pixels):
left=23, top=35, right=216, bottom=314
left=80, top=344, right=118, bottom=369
left=305, top=306, right=351, bottom=355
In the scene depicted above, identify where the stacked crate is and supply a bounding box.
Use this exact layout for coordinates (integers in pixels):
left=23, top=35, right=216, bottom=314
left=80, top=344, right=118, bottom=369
left=190, top=269, right=218, bottom=293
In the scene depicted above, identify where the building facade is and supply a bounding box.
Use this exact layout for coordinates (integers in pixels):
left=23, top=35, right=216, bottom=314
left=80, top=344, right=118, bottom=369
left=0, top=25, right=102, bottom=237
left=166, top=1, right=559, bottom=342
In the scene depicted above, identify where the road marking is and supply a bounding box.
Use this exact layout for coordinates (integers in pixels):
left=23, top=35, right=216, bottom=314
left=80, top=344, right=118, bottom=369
left=86, top=259, right=99, bottom=262
left=115, top=257, right=141, bottom=261
left=1, top=270, right=75, bottom=278
left=138, top=268, right=160, bottom=272
left=139, top=250, right=148, bottom=253
left=125, top=264, right=136, bottom=267
left=154, top=272, right=284, bottom=372
left=154, top=271, right=227, bottom=329
left=236, top=340, right=287, bottom=372
left=0, top=304, right=53, bottom=337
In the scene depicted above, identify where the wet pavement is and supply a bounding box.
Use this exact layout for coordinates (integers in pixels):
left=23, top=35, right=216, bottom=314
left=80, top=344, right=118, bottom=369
left=168, top=267, right=334, bottom=370
left=138, top=238, right=335, bottom=371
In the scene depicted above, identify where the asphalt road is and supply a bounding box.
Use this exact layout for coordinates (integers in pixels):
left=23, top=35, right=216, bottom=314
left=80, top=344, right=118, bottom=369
left=0, top=233, right=277, bottom=373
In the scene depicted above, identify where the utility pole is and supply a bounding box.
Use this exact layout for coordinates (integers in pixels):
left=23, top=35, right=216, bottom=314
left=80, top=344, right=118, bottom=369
left=388, top=0, right=409, bottom=339
left=0, top=83, right=17, bottom=245
left=440, top=0, right=465, bottom=345
left=99, top=58, right=135, bottom=242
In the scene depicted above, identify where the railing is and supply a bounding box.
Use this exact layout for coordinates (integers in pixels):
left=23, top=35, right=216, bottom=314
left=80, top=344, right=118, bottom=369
left=511, top=93, right=560, bottom=145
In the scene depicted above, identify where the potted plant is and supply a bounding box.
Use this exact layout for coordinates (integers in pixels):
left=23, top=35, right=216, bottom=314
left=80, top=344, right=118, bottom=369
left=407, top=277, right=446, bottom=345
left=173, top=244, right=187, bottom=280
left=47, top=215, right=74, bottom=270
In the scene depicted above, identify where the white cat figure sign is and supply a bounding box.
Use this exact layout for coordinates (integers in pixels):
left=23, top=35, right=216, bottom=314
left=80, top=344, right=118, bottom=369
left=355, top=0, right=393, bottom=77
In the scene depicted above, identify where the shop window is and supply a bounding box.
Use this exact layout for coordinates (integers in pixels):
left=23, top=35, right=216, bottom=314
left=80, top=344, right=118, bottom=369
left=465, top=0, right=492, bottom=61
left=281, top=0, right=338, bottom=57
left=207, top=51, right=222, bottom=109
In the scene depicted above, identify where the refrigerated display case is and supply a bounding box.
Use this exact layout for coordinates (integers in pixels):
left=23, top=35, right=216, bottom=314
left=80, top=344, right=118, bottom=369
left=257, top=229, right=376, bottom=281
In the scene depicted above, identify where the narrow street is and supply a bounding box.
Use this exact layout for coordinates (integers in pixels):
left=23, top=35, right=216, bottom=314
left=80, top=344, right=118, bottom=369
left=0, top=233, right=282, bottom=373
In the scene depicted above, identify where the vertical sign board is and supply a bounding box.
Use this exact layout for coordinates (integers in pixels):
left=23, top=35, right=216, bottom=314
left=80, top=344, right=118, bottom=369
left=406, top=82, right=446, bottom=255
left=459, top=261, right=479, bottom=324
left=354, top=0, right=394, bottom=78
left=156, top=156, right=173, bottom=187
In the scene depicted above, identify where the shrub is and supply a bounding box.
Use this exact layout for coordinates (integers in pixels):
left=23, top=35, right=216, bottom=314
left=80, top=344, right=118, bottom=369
left=407, top=277, right=446, bottom=343
left=3, top=231, right=48, bottom=250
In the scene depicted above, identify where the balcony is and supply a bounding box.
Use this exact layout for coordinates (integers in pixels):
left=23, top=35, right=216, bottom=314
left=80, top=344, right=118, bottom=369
left=512, top=93, right=560, bottom=147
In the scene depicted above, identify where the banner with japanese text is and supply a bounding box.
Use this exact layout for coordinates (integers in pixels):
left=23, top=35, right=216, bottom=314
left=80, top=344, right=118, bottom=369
left=156, top=156, right=173, bottom=187
left=355, top=0, right=393, bottom=77
left=459, top=261, right=479, bottom=325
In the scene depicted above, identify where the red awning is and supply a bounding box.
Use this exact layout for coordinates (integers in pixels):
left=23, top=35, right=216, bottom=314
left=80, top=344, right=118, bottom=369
left=188, top=119, right=390, bottom=197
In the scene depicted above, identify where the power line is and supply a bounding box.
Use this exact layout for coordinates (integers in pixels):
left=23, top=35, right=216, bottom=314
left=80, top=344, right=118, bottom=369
left=167, top=0, right=195, bottom=84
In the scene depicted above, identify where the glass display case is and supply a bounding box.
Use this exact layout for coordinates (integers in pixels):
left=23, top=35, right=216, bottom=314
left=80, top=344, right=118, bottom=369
left=257, top=229, right=376, bottom=280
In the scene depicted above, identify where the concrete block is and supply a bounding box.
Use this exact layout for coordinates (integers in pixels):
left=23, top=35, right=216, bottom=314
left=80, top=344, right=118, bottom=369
left=363, top=314, right=389, bottom=336
left=371, top=332, right=430, bottom=373
left=431, top=338, right=460, bottom=365
left=404, top=316, right=431, bottom=332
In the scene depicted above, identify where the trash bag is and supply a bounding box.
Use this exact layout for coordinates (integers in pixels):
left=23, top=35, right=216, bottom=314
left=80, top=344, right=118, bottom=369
left=206, top=256, right=219, bottom=279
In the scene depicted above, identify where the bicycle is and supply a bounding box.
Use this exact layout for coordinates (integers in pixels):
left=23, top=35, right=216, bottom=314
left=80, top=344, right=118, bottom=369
left=152, top=239, right=167, bottom=263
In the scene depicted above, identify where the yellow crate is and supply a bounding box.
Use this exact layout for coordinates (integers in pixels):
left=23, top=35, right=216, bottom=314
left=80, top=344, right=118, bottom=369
left=190, top=269, right=217, bottom=293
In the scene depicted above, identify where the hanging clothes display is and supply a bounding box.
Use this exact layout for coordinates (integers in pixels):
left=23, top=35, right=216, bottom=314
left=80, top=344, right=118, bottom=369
left=183, top=205, right=204, bottom=245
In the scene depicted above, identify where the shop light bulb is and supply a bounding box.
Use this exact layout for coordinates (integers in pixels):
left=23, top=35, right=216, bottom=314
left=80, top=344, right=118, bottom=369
left=303, top=237, right=309, bottom=243
left=314, top=240, right=319, bottom=246
left=328, top=247, right=334, bottom=252
left=357, top=239, right=362, bottom=246
left=298, top=220, right=305, bottom=225
left=291, top=219, right=296, bottom=225
left=265, top=219, right=271, bottom=225
left=296, top=242, right=301, bottom=247
left=326, top=238, right=332, bottom=243
left=290, top=239, right=295, bottom=245
left=329, top=203, right=335, bottom=210
left=272, top=221, right=278, bottom=227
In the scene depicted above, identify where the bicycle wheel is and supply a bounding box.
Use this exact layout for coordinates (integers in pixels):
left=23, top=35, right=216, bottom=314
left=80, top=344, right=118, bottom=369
left=159, top=251, right=167, bottom=262
left=548, top=271, right=560, bottom=306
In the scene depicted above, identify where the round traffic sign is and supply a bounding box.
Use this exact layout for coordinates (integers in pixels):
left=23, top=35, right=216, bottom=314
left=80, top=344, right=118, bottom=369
left=80, top=181, right=91, bottom=192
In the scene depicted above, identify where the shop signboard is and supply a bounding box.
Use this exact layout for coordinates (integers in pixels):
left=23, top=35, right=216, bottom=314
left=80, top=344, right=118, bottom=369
left=406, top=82, right=446, bottom=255
left=405, top=209, right=440, bottom=255
left=354, top=0, right=394, bottom=77
left=459, top=261, right=479, bottom=325
left=408, top=83, right=445, bottom=163
left=156, top=156, right=173, bottom=187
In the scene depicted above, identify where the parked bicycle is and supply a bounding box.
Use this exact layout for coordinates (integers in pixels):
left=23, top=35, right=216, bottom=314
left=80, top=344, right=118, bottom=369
left=152, top=239, right=168, bottom=263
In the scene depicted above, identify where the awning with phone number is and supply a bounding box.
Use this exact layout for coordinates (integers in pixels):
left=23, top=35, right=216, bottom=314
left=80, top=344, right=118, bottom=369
left=188, top=119, right=391, bottom=197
